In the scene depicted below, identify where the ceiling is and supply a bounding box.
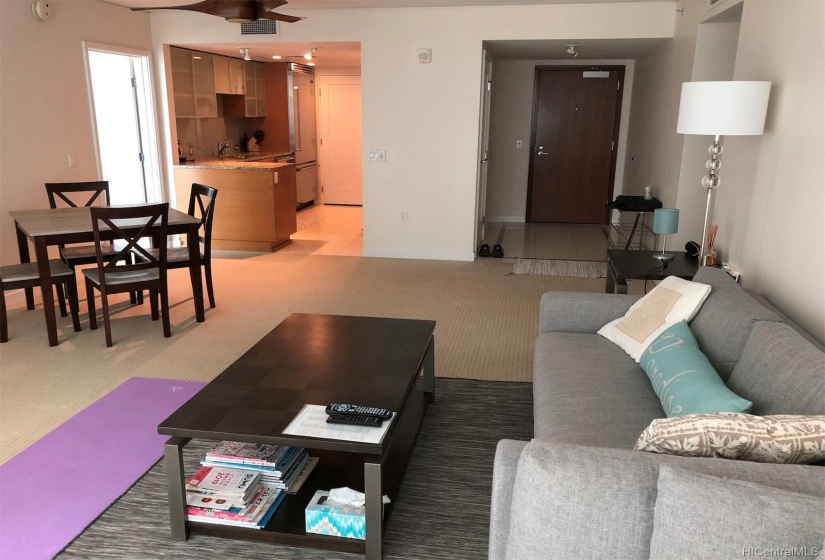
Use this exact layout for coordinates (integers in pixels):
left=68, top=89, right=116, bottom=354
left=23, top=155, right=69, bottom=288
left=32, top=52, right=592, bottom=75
left=183, top=42, right=362, bottom=68
left=484, top=38, right=670, bottom=60
left=105, top=0, right=670, bottom=8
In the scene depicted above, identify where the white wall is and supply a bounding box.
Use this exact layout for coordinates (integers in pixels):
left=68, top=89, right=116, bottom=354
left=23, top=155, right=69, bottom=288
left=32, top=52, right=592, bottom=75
left=0, top=0, right=154, bottom=265
left=713, top=0, right=824, bottom=343
left=148, top=3, right=677, bottom=261
left=486, top=58, right=635, bottom=222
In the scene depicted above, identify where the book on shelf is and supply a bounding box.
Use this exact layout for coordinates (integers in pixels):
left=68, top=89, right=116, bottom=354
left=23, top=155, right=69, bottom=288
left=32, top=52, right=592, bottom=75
left=287, top=456, right=319, bottom=495
left=185, top=465, right=261, bottom=499
left=188, top=483, right=286, bottom=529
left=205, top=441, right=289, bottom=467
left=201, top=445, right=304, bottom=479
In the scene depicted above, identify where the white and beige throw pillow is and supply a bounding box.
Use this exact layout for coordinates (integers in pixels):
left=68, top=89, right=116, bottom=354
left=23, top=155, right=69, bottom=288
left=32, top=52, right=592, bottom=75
left=634, top=412, right=825, bottom=464
left=598, top=276, right=711, bottom=362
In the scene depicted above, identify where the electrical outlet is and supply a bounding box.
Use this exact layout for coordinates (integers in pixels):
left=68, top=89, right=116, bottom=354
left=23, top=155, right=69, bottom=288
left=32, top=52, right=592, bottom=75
left=400, top=211, right=408, bottom=223
left=369, top=149, right=386, bottom=162
left=516, top=140, right=523, bottom=149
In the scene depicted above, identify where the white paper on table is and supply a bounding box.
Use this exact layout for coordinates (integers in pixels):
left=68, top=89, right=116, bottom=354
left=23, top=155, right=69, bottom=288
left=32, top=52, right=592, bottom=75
left=282, top=404, right=394, bottom=444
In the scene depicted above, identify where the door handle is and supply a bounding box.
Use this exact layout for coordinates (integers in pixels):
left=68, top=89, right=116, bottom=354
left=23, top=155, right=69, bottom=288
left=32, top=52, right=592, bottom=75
left=537, top=146, right=549, bottom=156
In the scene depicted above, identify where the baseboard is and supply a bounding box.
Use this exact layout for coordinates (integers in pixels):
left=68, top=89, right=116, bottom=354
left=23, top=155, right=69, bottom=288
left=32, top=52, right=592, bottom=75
left=487, top=216, right=526, bottom=223
left=361, top=248, right=475, bottom=262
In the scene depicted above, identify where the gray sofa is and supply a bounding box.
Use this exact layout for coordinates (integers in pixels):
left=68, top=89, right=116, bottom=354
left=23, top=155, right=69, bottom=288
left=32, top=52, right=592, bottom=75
left=490, top=267, right=825, bottom=559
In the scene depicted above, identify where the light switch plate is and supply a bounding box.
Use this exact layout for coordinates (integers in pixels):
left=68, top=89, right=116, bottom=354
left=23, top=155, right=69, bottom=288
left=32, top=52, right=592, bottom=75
left=369, top=149, right=386, bottom=162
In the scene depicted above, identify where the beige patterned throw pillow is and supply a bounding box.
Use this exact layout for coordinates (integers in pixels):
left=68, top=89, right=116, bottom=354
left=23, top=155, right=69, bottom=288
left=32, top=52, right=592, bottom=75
left=634, top=413, right=825, bottom=464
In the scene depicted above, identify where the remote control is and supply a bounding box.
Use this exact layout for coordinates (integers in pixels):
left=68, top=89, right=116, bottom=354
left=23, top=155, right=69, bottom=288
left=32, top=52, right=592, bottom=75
left=325, top=404, right=393, bottom=421
left=326, top=413, right=383, bottom=427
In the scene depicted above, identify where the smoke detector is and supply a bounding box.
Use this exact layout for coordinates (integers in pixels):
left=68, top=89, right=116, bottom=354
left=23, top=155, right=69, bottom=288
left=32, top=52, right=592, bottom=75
left=32, top=0, right=53, bottom=21
left=566, top=44, right=579, bottom=58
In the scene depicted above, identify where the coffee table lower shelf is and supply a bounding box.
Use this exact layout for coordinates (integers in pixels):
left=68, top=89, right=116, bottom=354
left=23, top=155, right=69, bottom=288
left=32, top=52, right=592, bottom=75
left=172, top=388, right=430, bottom=556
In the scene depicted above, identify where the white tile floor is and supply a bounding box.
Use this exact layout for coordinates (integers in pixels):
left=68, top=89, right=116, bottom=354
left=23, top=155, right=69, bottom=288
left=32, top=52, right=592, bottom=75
left=479, top=222, right=609, bottom=262
left=275, top=203, right=363, bottom=256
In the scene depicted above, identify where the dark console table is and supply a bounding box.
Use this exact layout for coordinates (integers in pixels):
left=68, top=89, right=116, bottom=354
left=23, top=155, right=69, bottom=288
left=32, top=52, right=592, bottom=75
left=158, top=313, right=436, bottom=559
left=605, top=250, right=699, bottom=293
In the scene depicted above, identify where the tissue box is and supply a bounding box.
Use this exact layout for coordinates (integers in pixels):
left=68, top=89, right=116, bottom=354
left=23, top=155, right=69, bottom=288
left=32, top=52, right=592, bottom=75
left=305, top=490, right=367, bottom=540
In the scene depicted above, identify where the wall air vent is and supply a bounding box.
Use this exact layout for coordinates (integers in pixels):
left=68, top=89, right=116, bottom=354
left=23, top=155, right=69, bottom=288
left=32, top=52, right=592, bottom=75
left=241, top=20, right=278, bottom=35
left=290, top=63, right=315, bottom=75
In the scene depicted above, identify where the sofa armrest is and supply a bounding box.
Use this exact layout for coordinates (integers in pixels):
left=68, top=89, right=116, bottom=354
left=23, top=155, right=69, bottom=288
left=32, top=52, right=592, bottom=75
left=540, top=292, right=640, bottom=334
left=489, top=439, right=529, bottom=560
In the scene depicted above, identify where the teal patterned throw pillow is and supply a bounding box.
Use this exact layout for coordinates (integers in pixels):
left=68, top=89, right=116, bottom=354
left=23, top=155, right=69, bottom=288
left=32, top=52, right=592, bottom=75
left=640, top=321, right=752, bottom=417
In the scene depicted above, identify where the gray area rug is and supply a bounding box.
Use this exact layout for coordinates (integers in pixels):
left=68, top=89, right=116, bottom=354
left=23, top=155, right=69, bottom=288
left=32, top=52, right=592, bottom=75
left=513, top=258, right=607, bottom=278
left=57, top=379, right=533, bottom=560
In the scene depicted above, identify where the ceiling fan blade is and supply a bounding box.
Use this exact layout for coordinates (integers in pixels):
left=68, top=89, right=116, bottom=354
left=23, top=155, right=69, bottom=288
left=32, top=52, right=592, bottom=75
left=131, top=0, right=255, bottom=22
left=256, top=0, right=304, bottom=22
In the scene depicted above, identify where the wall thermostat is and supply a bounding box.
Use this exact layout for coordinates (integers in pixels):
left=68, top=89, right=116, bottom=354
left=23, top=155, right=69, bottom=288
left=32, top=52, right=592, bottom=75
left=32, top=0, right=53, bottom=21
left=417, top=48, right=432, bottom=64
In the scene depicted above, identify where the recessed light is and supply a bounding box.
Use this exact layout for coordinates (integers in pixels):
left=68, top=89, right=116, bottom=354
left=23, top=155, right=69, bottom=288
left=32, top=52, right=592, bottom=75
left=307, top=62, right=315, bottom=66
left=272, top=55, right=282, bottom=59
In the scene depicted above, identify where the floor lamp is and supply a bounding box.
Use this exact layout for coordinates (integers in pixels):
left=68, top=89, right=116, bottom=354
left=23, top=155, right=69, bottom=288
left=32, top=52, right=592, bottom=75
left=676, top=81, right=771, bottom=266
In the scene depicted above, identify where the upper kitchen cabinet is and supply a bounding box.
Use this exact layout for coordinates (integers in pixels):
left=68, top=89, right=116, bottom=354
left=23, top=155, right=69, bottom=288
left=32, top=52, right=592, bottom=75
left=170, top=47, right=217, bottom=118
left=214, top=56, right=245, bottom=95
left=225, top=61, right=266, bottom=117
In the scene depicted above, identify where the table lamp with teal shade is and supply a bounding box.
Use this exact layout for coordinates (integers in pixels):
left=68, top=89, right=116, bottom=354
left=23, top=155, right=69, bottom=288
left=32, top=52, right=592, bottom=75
left=653, top=208, right=679, bottom=262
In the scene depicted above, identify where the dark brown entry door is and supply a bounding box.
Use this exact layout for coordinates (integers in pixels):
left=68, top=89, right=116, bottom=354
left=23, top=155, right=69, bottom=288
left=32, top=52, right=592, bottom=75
left=527, top=67, right=624, bottom=224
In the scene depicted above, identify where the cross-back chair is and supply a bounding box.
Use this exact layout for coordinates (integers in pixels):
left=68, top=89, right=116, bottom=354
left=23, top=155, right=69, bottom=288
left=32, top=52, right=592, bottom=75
left=45, top=181, right=137, bottom=311
left=1, top=260, right=81, bottom=343
left=83, top=203, right=170, bottom=347
left=152, top=183, right=218, bottom=308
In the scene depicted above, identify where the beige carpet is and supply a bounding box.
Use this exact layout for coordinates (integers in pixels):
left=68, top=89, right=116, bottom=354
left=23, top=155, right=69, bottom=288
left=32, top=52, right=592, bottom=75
left=0, top=253, right=642, bottom=464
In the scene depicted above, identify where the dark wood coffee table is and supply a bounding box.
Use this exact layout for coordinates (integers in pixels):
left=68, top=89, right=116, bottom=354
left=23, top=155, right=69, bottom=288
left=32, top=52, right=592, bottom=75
left=605, top=250, right=699, bottom=293
left=158, top=313, right=436, bottom=559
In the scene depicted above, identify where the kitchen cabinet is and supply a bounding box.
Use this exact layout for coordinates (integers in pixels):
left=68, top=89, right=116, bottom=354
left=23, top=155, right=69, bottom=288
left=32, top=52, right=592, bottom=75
left=169, top=47, right=217, bottom=118
left=214, top=56, right=245, bottom=95
left=224, top=61, right=266, bottom=118
left=173, top=164, right=296, bottom=252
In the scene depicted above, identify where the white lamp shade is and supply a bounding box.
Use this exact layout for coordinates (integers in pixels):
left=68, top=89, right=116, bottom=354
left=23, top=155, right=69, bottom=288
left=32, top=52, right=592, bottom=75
left=677, top=81, right=771, bottom=136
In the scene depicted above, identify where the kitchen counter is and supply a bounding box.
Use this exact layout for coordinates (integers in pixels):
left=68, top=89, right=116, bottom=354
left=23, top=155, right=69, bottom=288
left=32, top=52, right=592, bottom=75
left=175, top=156, right=293, bottom=171
left=174, top=162, right=297, bottom=252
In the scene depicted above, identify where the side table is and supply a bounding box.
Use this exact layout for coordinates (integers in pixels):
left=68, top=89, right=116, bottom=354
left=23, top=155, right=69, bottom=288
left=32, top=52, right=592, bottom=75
left=605, top=250, right=699, bottom=294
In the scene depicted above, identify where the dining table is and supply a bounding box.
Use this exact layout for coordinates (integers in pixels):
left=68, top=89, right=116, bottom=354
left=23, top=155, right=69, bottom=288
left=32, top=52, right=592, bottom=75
left=10, top=205, right=205, bottom=347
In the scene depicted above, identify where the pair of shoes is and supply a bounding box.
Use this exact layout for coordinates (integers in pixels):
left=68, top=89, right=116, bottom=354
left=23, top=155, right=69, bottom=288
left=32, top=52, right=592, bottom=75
left=478, top=244, right=492, bottom=257
left=492, top=244, right=504, bottom=258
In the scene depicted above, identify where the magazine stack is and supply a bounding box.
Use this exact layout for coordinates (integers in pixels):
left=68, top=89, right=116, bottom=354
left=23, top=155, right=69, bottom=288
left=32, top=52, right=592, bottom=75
left=202, top=441, right=319, bottom=495
left=185, top=464, right=285, bottom=529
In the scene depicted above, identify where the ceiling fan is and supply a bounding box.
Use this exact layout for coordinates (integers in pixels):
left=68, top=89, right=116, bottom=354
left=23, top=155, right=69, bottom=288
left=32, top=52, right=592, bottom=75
left=131, top=0, right=304, bottom=24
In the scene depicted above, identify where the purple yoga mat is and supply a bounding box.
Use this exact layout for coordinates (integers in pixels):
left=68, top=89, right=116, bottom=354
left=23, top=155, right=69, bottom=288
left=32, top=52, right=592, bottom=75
left=0, top=377, right=206, bottom=560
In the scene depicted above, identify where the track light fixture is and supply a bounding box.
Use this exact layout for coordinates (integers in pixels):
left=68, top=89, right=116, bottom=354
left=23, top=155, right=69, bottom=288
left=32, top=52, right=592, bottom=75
left=241, top=48, right=251, bottom=61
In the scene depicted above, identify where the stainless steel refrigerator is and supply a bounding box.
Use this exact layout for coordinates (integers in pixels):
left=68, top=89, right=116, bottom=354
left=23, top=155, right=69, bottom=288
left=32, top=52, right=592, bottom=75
left=288, top=64, right=319, bottom=210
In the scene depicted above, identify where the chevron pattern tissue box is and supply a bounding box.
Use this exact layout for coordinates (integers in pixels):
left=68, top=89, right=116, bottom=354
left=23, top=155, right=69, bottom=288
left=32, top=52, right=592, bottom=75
left=305, top=490, right=367, bottom=540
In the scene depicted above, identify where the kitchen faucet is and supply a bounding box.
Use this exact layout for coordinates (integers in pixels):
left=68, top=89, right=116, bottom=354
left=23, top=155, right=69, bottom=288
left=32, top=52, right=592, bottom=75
left=217, top=139, right=230, bottom=157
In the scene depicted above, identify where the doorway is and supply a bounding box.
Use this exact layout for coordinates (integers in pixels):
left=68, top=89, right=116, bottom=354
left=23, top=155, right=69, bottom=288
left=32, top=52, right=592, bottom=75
left=318, top=75, right=362, bottom=205
left=475, top=51, right=493, bottom=251
left=527, top=66, right=624, bottom=224
left=84, top=44, right=162, bottom=205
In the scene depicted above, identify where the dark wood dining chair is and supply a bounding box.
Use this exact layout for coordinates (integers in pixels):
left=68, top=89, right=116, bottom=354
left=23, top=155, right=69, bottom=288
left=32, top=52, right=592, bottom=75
left=152, top=183, right=218, bottom=308
left=1, top=260, right=81, bottom=343
left=83, top=203, right=170, bottom=347
left=45, top=181, right=137, bottom=311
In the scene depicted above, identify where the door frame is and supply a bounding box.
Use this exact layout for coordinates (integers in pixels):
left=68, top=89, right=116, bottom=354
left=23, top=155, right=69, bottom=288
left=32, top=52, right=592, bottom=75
left=525, top=65, right=626, bottom=224
left=474, top=51, right=493, bottom=253
left=81, top=42, right=164, bottom=204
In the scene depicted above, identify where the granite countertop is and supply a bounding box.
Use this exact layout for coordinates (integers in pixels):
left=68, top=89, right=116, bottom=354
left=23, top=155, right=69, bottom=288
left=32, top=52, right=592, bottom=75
left=175, top=154, right=294, bottom=171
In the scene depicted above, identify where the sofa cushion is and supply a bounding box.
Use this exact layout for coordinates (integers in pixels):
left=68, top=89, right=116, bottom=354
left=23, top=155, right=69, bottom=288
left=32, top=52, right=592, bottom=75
left=649, top=466, right=825, bottom=559
left=634, top=413, right=825, bottom=464
left=597, top=276, right=711, bottom=362
left=504, top=441, right=825, bottom=560
left=728, top=321, right=825, bottom=416
left=690, top=267, right=781, bottom=381
left=640, top=321, right=752, bottom=417
left=533, top=333, right=664, bottom=447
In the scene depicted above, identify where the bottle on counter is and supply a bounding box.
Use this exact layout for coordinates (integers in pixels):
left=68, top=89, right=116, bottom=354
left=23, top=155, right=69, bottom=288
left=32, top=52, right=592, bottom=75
left=241, top=133, right=249, bottom=153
